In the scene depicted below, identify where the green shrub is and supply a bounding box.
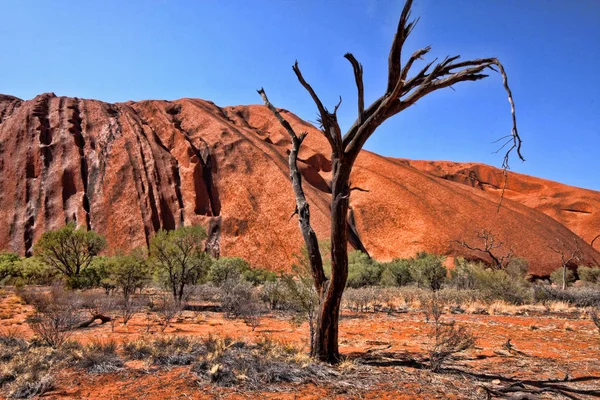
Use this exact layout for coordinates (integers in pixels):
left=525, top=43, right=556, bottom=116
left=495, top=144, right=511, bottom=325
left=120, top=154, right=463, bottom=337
left=504, top=258, right=529, bottom=280
left=242, top=268, right=277, bottom=286
left=106, top=250, right=152, bottom=301
left=346, top=251, right=382, bottom=288
left=0, top=253, right=21, bottom=284
left=449, top=258, right=478, bottom=290
left=578, top=266, right=600, bottom=284
left=208, top=257, right=250, bottom=287
left=16, top=257, right=59, bottom=286
left=66, top=256, right=112, bottom=289
left=550, top=267, right=576, bottom=288
left=379, top=258, right=412, bottom=287
left=410, top=252, right=447, bottom=291
left=471, top=264, right=531, bottom=304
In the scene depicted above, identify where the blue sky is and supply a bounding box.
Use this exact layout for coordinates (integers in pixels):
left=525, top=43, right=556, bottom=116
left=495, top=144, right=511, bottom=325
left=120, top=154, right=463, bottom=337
left=1, top=1, right=599, bottom=190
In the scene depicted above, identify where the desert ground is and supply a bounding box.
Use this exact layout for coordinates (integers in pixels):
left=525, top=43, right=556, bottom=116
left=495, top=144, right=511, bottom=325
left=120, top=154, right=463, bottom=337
left=1, top=287, right=599, bottom=399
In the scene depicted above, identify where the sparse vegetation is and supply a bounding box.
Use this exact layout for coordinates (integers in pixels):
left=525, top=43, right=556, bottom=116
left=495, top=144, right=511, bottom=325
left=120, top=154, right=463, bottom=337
left=550, top=267, right=576, bottom=288
left=33, top=223, right=107, bottom=289
left=424, top=294, right=476, bottom=372
left=151, top=293, right=181, bottom=332
left=578, top=265, right=600, bottom=285
left=23, top=286, right=84, bottom=348
left=77, top=340, right=123, bottom=373
left=150, top=226, right=212, bottom=304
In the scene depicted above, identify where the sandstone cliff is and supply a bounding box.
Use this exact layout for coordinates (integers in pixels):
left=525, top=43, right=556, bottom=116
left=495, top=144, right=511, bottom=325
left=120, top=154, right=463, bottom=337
left=0, top=93, right=598, bottom=275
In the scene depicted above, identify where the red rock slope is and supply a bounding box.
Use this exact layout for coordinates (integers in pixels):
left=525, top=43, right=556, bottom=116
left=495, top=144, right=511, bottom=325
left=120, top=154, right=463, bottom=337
left=0, top=93, right=598, bottom=276
left=400, top=160, right=600, bottom=252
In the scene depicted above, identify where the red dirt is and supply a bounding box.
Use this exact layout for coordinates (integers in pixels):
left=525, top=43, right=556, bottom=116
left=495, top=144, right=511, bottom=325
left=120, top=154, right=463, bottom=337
left=1, top=94, right=598, bottom=276
left=1, top=291, right=599, bottom=399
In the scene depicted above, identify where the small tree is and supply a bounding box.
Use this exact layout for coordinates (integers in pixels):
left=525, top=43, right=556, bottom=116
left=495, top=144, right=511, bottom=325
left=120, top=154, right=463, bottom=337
left=208, top=257, right=250, bottom=287
left=550, top=267, right=576, bottom=288
left=548, top=238, right=582, bottom=290
left=150, top=225, right=212, bottom=305
left=379, top=258, right=412, bottom=287
left=410, top=252, right=447, bottom=291
left=34, top=223, right=106, bottom=288
left=108, top=249, right=152, bottom=302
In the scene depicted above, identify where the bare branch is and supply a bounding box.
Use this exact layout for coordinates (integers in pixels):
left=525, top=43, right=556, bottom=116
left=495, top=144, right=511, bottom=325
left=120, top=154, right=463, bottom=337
left=455, top=229, right=514, bottom=269
left=344, top=53, right=364, bottom=122
left=333, top=96, right=343, bottom=116
left=257, top=88, right=299, bottom=141
left=387, top=0, right=417, bottom=93
left=345, top=41, right=524, bottom=179
left=257, top=87, right=327, bottom=294
left=293, top=61, right=342, bottom=151
left=292, top=62, right=328, bottom=123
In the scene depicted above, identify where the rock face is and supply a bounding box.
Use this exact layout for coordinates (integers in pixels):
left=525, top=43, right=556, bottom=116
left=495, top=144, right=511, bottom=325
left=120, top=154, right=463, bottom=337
left=400, top=160, right=600, bottom=252
left=1, top=93, right=598, bottom=276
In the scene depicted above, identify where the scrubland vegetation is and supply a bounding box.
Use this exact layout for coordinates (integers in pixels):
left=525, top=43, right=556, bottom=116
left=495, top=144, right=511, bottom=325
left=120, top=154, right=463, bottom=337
left=1, top=224, right=599, bottom=398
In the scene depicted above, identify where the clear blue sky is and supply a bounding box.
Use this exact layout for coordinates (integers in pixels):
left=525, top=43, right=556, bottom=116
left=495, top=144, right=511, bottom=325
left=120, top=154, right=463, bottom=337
left=1, top=1, right=599, bottom=190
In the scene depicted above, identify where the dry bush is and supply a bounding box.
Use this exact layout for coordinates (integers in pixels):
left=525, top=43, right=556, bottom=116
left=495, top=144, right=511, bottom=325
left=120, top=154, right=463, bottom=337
left=185, top=283, right=221, bottom=304
left=0, top=328, right=27, bottom=355
left=261, top=280, right=288, bottom=310
left=122, top=338, right=154, bottom=360
left=191, top=336, right=333, bottom=388
left=220, top=281, right=266, bottom=330
left=343, top=287, right=379, bottom=312
left=78, top=291, right=118, bottom=329
left=425, top=295, right=475, bottom=372
left=152, top=294, right=181, bottom=332
left=149, top=336, right=207, bottom=366
left=7, top=374, right=53, bottom=399
left=118, top=296, right=145, bottom=326
left=23, top=286, right=85, bottom=348
left=77, top=340, right=123, bottom=374
left=534, top=285, right=600, bottom=308
left=120, top=334, right=333, bottom=388
left=0, top=346, right=57, bottom=399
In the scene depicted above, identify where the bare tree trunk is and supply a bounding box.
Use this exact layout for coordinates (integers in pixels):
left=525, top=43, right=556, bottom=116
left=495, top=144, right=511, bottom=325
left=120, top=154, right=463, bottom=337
left=562, top=264, right=567, bottom=291
left=311, top=167, right=350, bottom=362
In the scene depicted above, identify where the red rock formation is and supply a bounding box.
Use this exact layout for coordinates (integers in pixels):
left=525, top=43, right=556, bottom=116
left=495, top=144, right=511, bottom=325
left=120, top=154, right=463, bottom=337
left=400, top=160, right=600, bottom=253
left=1, top=93, right=598, bottom=276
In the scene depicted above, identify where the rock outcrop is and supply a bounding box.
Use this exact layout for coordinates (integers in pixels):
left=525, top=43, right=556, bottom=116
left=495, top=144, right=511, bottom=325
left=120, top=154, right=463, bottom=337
left=1, top=93, right=598, bottom=276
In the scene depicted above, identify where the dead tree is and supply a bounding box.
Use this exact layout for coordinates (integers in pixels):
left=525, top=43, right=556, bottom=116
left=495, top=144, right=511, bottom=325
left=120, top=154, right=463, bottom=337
left=258, top=0, right=523, bottom=363
left=548, top=238, right=582, bottom=290
left=456, top=229, right=515, bottom=269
